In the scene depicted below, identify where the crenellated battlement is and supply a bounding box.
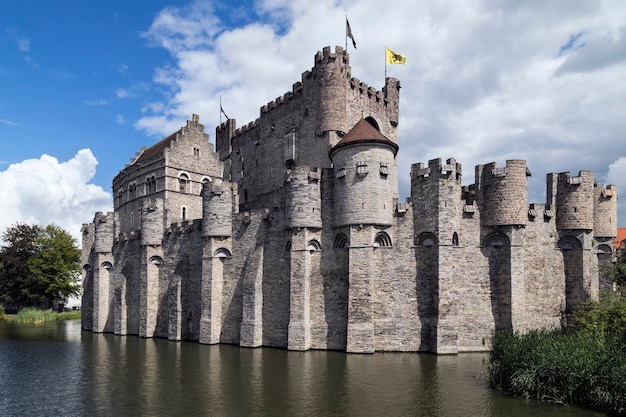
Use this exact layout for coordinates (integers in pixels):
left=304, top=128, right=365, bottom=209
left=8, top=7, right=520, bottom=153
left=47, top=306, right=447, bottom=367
left=411, top=158, right=462, bottom=180
left=314, top=45, right=349, bottom=65
left=233, top=119, right=260, bottom=136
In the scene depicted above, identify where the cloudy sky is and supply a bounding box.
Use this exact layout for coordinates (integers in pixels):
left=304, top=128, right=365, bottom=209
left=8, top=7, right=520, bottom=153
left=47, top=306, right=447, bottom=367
left=1, top=0, right=625, bottom=242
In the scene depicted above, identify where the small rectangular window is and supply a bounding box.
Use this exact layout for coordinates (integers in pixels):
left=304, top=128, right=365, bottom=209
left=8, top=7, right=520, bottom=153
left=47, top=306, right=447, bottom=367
left=336, top=166, right=346, bottom=178
left=357, top=161, right=368, bottom=176
left=379, top=162, right=388, bottom=176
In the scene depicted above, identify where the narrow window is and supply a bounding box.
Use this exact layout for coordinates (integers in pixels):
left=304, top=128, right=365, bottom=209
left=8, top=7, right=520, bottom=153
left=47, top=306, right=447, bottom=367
left=179, top=174, right=189, bottom=193
left=181, top=206, right=187, bottom=221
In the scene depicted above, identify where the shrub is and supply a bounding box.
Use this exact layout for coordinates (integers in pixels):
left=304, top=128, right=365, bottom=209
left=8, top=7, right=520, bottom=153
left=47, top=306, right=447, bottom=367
left=574, top=293, right=626, bottom=338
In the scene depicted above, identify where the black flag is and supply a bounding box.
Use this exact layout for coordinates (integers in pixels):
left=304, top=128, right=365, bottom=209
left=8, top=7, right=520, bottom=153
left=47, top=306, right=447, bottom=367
left=346, top=18, right=357, bottom=49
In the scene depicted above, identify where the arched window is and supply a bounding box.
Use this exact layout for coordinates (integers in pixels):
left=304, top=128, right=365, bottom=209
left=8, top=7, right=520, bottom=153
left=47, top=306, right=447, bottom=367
left=374, top=231, right=392, bottom=247
left=214, top=248, right=232, bottom=258
left=364, top=116, right=380, bottom=131
left=181, top=206, right=187, bottom=221
left=149, top=256, right=163, bottom=266
left=416, top=232, right=437, bottom=247
left=306, top=239, right=322, bottom=252
left=101, top=261, right=113, bottom=270
left=146, top=175, right=157, bottom=194
left=557, top=236, right=582, bottom=250
left=595, top=244, right=613, bottom=254
left=483, top=233, right=510, bottom=248
left=179, top=173, right=189, bottom=193
left=334, top=234, right=348, bottom=248
left=128, top=182, right=137, bottom=200
left=452, top=232, right=459, bottom=246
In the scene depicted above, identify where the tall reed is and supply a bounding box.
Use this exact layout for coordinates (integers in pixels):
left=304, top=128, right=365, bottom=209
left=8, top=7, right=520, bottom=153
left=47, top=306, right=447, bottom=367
left=488, top=321, right=626, bottom=413
left=15, top=307, right=57, bottom=324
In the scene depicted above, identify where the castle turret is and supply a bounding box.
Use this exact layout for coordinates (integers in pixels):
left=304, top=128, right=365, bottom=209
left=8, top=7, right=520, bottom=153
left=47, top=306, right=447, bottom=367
left=91, top=212, right=115, bottom=333
left=215, top=118, right=236, bottom=162
left=555, top=171, right=595, bottom=230
left=478, top=160, right=529, bottom=226
left=330, top=118, right=398, bottom=228
left=140, top=199, right=163, bottom=246
left=411, top=158, right=462, bottom=243
left=314, top=46, right=350, bottom=139
left=594, top=184, right=617, bottom=238
left=94, top=212, right=115, bottom=253
left=285, top=166, right=322, bottom=229
left=202, top=180, right=234, bottom=237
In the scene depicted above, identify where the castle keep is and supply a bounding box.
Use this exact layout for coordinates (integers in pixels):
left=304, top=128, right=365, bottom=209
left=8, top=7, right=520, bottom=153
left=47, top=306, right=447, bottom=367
left=81, top=46, right=618, bottom=354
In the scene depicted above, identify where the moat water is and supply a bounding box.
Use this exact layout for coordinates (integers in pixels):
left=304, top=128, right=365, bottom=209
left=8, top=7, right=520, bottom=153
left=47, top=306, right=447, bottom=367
left=0, top=320, right=613, bottom=417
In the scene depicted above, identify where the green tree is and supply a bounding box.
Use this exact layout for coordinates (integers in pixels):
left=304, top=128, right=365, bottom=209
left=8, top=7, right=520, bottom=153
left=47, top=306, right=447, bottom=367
left=0, top=223, right=44, bottom=307
left=0, top=223, right=80, bottom=308
left=28, top=225, right=81, bottom=305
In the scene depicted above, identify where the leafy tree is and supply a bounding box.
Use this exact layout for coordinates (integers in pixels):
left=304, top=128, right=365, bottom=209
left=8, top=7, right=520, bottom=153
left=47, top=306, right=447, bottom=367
left=28, top=224, right=81, bottom=304
left=0, top=223, right=80, bottom=308
left=0, top=223, right=44, bottom=307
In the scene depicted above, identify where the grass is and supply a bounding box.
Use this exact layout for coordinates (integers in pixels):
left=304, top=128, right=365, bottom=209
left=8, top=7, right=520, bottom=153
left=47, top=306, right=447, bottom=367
left=6, top=307, right=82, bottom=324
left=487, top=296, right=626, bottom=414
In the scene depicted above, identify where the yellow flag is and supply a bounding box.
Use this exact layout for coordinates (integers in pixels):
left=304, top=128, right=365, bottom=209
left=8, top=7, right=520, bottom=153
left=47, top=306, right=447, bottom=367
left=386, top=47, right=406, bottom=65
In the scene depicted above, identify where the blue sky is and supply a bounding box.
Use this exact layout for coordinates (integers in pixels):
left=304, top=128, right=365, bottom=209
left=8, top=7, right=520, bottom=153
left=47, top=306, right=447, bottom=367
left=1, top=0, right=626, bottom=240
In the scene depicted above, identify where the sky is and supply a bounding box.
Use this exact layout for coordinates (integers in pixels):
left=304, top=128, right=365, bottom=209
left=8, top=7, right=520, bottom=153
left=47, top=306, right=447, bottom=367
left=1, top=0, right=626, bottom=243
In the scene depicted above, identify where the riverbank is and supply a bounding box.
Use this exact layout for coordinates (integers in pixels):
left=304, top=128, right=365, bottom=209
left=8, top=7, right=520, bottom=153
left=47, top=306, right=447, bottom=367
left=0, top=307, right=81, bottom=323
left=487, top=295, right=626, bottom=414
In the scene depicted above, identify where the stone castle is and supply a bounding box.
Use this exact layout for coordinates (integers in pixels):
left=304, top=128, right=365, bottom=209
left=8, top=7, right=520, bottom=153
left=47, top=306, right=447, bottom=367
left=81, top=46, right=618, bottom=354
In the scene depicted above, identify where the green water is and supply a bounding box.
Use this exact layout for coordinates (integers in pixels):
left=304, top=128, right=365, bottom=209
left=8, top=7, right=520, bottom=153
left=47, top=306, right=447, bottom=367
left=0, top=320, right=612, bottom=416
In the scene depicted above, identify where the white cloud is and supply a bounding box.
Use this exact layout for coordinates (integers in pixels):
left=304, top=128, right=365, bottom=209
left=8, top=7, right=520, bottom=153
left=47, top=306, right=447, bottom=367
left=134, top=0, right=626, bottom=224
left=116, top=88, right=130, bottom=98
left=115, top=114, right=125, bottom=125
left=0, top=119, right=17, bottom=126
left=0, top=149, right=112, bottom=243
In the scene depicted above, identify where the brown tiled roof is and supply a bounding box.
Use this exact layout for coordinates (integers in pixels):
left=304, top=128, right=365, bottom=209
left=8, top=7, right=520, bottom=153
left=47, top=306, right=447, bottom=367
left=135, top=131, right=178, bottom=163
left=615, top=227, right=626, bottom=249
left=330, top=118, right=398, bottom=157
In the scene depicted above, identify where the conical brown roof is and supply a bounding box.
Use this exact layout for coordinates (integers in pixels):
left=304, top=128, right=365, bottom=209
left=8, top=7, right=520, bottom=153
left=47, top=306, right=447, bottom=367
left=330, top=118, right=398, bottom=158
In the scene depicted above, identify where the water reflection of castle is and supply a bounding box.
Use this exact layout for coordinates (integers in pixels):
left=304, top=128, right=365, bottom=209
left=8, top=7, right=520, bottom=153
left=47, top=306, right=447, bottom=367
left=81, top=46, right=617, bottom=353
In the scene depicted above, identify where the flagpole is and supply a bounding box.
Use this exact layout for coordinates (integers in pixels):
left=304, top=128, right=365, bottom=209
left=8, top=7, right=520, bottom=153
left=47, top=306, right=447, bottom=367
left=384, top=46, right=387, bottom=82
left=345, top=15, right=348, bottom=50
left=219, top=96, right=222, bottom=124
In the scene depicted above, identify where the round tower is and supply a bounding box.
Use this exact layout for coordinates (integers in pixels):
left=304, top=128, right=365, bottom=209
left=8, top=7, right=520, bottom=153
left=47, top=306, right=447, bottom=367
left=593, top=184, right=617, bottom=238
left=285, top=166, right=322, bottom=229
left=202, top=180, right=233, bottom=237
left=314, top=46, right=350, bottom=136
left=330, top=118, right=398, bottom=227
left=93, top=212, right=114, bottom=254
left=479, top=160, right=529, bottom=227
left=140, top=199, right=164, bottom=246
left=411, top=158, right=462, bottom=243
left=556, top=171, right=595, bottom=230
